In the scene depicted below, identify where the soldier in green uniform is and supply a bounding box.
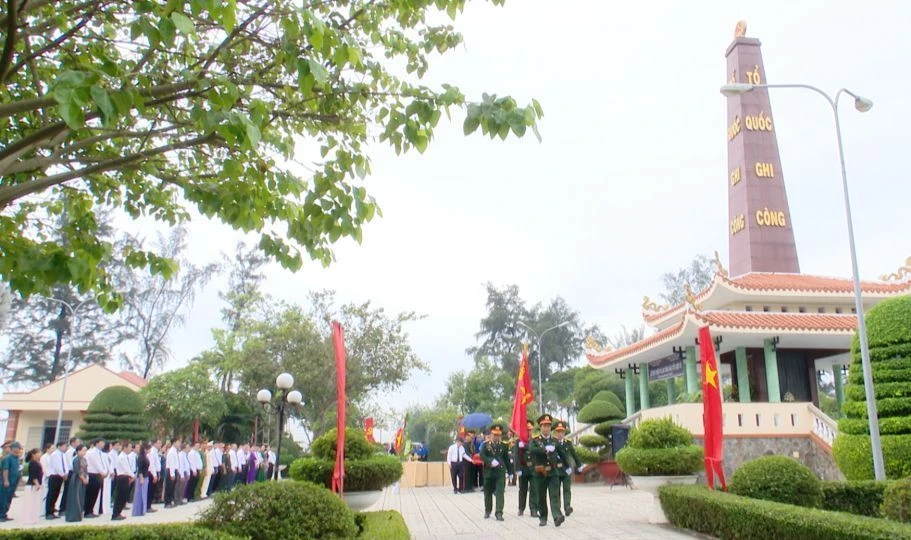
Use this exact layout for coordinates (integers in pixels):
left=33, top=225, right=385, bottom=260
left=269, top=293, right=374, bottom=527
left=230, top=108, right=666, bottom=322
left=512, top=419, right=539, bottom=517
left=554, top=420, right=584, bottom=516
left=480, top=422, right=513, bottom=521
left=528, top=414, right=566, bottom=527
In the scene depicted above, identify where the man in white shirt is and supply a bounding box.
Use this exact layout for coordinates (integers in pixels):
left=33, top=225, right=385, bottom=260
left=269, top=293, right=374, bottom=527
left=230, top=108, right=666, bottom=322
left=200, top=443, right=215, bottom=498
left=265, top=445, right=276, bottom=481
left=98, top=441, right=118, bottom=516
left=236, top=444, right=247, bottom=484
left=227, top=444, right=239, bottom=491
left=164, top=439, right=180, bottom=508
left=176, top=444, right=190, bottom=505
left=188, top=442, right=202, bottom=501
left=447, top=438, right=467, bottom=494
left=112, top=442, right=135, bottom=520
left=208, top=443, right=223, bottom=496
left=83, top=439, right=108, bottom=517
left=45, top=441, right=67, bottom=519
left=147, top=440, right=161, bottom=511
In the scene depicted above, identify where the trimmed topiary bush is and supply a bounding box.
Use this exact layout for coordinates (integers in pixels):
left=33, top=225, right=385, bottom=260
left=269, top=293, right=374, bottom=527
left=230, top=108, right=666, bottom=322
left=591, top=390, right=624, bottom=412
left=821, top=480, right=889, bottom=517
left=834, top=295, right=911, bottom=480
left=659, top=484, right=911, bottom=540
left=729, top=456, right=822, bottom=507
left=575, top=447, right=599, bottom=465
left=615, top=418, right=702, bottom=476
left=198, top=480, right=358, bottom=539
left=310, top=427, right=375, bottom=461
left=290, top=454, right=402, bottom=491
left=579, top=434, right=608, bottom=448
left=883, top=477, right=911, bottom=523
left=593, top=421, right=614, bottom=438
left=76, top=386, right=150, bottom=442
left=577, top=400, right=624, bottom=424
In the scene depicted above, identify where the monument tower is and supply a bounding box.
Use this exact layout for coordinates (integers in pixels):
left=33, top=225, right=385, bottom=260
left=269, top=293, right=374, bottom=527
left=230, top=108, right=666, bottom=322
left=725, top=21, right=800, bottom=277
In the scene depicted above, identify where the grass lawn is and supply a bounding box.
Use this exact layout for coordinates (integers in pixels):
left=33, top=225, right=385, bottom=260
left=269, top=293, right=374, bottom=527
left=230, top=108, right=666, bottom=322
left=360, top=510, right=409, bottom=539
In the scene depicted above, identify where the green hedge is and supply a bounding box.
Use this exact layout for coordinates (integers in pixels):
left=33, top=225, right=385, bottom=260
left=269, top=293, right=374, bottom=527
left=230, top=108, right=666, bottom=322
left=358, top=511, right=410, bottom=540
left=884, top=478, right=911, bottom=523
left=834, top=433, right=911, bottom=480
left=577, top=400, right=624, bottom=424
left=729, top=456, right=822, bottom=507
left=199, top=481, right=357, bottom=539
left=659, top=484, right=911, bottom=540
left=627, top=418, right=692, bottom=449
left=0, top=525, right=241, bottom=539
left=821, top=481, right=889, bottom=517
left=593, top=421, right=615, bottom=438
left=615, top=446, right=703, bottom=476
left=78, top=386, right=149, bottom=442
left=289, top=455, right=403, bottom=491
left=575, top=447, right=600, bottom=465
left=855, top=295, right=911, bottom=349
left=579, top=434, right=607, bottom=448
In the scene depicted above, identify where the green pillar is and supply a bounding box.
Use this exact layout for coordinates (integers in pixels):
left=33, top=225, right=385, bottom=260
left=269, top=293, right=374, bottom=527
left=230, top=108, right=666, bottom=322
left=685, top=346, right=699, bottom=394
left=764, top=338, right=781, bottom=403
left=735, top=347, right=751, bottom=403
left=639, top=362, right=650, bottom=410
left=833, top=365, right=845, bottom=418
left=625, top=370, right=635, bottom=416
left=666, top=377, right=676, bottom=404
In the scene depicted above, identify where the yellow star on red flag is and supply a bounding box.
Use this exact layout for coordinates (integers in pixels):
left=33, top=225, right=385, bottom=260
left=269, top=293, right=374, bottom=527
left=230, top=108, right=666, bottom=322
left=705, top=363, right=718, bottom=388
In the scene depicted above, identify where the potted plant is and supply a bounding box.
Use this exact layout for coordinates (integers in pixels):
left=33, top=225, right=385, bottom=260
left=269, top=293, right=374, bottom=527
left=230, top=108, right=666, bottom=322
left=614, top=418, right=703, bottom=523
left=290, top=427, right=403, bottom=511
left=576, top=391, right=625, bottom=482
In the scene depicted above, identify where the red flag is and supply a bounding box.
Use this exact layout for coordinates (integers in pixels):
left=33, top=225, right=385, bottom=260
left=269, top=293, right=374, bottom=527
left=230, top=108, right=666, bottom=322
left=510, top=344, right=535, bottom=443
left=457, top=417, right=466, bottom=439
left=364, top=418, right=375, bottom=444
left=331, top=322, right=347, bottom=495
left=699, top=325, right=727, bottom=491
left=394, top=428, right=404, bottom=454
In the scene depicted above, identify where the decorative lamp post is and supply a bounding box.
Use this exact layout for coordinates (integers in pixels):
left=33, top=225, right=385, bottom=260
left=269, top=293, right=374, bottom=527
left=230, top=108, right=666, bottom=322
left=720, top=81, right=883, bottom=480
left=257, top=373, right=303, bottom=480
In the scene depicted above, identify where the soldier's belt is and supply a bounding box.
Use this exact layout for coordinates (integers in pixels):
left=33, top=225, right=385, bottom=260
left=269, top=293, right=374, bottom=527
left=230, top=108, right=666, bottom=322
left=534, top=465, right=551, bottom=474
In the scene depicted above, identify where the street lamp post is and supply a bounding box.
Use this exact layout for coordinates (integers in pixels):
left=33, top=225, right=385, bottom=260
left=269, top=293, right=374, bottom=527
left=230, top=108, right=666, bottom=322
left=720, top=82, right=884, bottom=480
left=257, top=373, right=303, bottom=480
left=39, top=296, right=92, bottom=446
left=517, top=321, right=570, bottom=412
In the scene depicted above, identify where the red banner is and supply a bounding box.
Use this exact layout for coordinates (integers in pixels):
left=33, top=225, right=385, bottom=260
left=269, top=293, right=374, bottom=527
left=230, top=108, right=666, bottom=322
left=699, top=325, right=727, bottom=491
left=394, top=428, right=404, bottom=454
left=364, top=417, right=375, bottom=444
left=457, top=416, right=466, bottom=439
left=510, top=344, right=534, bottom=443
left=331, top=322, right=347, bottom=495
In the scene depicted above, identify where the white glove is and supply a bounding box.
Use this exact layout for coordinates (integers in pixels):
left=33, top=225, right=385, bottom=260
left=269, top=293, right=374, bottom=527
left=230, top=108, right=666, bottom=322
left=508, top=474, right=514, bottom=482
left=545, top=445, right=555, bottom=452
left=518, top=442, right=525, bottom=448
left=517, top=470, right=522, bottom=477
left=566, top=467, right=572, bottom=474
left=577, top=466, right=585, bottom=473
left=491, top=459, right=500, bottom=467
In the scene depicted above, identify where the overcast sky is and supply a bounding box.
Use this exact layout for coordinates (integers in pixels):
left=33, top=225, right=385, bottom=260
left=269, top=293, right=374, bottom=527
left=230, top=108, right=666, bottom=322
left=142, top=0, right=911, bottom=427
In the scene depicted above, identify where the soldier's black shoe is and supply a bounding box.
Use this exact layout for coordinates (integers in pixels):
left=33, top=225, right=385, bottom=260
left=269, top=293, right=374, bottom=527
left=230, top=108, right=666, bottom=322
left=530, top=511, right=539, bottom=518
left=565, top=506, right=573, bottom=516
left=539, top=521, right=547, bottom=527
left=518, top=510, right=524, bottom=516
left=484, top=513, right=490, bottom=519
left=555, top=515, right=565, bottom=527
left=496, top=514, right=504, bottom=521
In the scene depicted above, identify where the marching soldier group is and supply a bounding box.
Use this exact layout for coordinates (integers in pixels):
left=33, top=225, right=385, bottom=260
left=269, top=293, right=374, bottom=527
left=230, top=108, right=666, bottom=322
left=479, top=413, right=583, bottom=527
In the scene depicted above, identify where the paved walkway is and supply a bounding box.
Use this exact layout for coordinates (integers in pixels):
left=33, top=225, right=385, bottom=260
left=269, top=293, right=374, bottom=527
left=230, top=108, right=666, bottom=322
left=0, top=497, right=212, bottom=531
left=377, top=483, right=702, bottom=540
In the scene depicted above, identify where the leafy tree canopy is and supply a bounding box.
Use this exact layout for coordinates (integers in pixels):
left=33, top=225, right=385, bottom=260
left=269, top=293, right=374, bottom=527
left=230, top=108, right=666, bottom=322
left=0, top=0, right=542, bottom=303
left=659, top=254, right=715, bottom=305
left=141, top=362, right=228, bottom=439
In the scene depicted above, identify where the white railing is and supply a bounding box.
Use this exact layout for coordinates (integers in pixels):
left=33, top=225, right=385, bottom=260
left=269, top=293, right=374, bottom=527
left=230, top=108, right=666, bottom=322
left=622, top=402, right=838, bottom=441
left=808, top=404, right=838, bottom=448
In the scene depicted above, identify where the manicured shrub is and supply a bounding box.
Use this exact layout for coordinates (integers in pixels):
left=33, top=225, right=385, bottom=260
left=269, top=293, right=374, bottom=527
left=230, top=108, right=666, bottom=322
left=575, top=447, right=600, bottom=465
left=729, top=456, right=822, bottom=508
left=821, top=480, right=889, bottom=517
left=198, top=481, right=358, bottom=539
left=579, top=434, right=608, bottom=448
left=77, top=386, right=150, bottom=442
left=591, top=390, right=624, bottom=412
left=577, top=400, right=624, bottom=424
left=290, top=454, right=402, bottom=491
left=627, top=418, right=692, bottom=449
left=593, top=421, right=615, bottom=438
left=0, top=525, right=240, bottom=539
left=615, top=446, right=703, bottom=476
left=615, top=418, right=702, bottom=476
left=659, top=484, right=911, bottom=540
left=310, top=427, right=375, bottom=461
left=883, top=477, right=911, bottom=523
left=835, top=295, right=911, bottom=480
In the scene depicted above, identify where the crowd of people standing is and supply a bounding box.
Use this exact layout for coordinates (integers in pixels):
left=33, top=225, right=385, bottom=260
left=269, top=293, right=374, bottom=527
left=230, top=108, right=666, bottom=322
left=0, top=437, right=276, bottom=525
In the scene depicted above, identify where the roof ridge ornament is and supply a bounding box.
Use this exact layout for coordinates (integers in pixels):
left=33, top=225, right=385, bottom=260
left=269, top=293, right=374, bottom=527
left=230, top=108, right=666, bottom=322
left=684, top=283, right=703, bottom=312
left=879, top=256, right=911, bottom=282
left=713, top=250, right=729, bottom=278
left=584, top=335, right=612, bottom=354
left=641, top=295, right=670, bottom=313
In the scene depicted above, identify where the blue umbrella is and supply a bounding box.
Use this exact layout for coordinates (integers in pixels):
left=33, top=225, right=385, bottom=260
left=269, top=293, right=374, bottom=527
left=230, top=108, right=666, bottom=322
left=461, top=413, right=494, bottom=430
